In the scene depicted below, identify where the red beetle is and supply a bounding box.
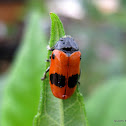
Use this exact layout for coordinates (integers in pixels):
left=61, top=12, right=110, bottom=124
left=42, top=36, right=81, bottom=99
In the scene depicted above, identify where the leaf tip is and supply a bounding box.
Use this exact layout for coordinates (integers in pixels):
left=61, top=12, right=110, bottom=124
left=49, top=12, right=58, bottom=17
left=49, top=12, right=53, bottom=15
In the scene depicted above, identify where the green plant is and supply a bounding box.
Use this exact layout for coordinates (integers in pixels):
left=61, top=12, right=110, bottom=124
left=1, top=10, right=47, bottom=126
left=86, top=77, right=126, bottom=126
left=34, top=13, right=88, bottom=126
left=1, top=10, right=88, bottom=126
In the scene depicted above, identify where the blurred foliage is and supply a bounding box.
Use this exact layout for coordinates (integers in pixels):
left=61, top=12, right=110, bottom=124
left=1, top=11, right=47, bottom=126
left=86, top=77, right=126, bottom=126
left=78, top=1, right=126, bottom=126
left=83, top=0, right=103, bottom=20
left=26, top=0, right=47, bottom=13
left=121, top=0, right=126, bottom=8
left=0, top=74, right=7, bottom=118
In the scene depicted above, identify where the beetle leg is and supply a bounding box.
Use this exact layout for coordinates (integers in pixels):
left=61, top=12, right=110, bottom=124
left=49, top=48, right=54, bottom=51
left=41, top=67, right=50, bottom=80
left=77, top=69, right=81, bottom=85
left=46, top=59, right=50, bottom=62
left=78, top=81, right=80, bottom=85
left=47, top=45, right=54, bottom=51
left=45, top=55, right=51, bottom=62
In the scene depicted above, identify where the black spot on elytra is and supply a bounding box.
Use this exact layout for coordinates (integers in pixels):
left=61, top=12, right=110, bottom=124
left=52, top=54, right=55, bottom=59
left=68, top=74, right=79, bottom=88
left=50, top=73, right=65, bottom=88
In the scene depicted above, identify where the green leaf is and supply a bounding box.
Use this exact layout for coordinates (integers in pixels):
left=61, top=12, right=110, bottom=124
left=34, top=13, right=88, bottom=126
left=86, top=77, right=126, bottom=126
left=1, top=11, right=47, bottom=126
left=26, top=0, right=47, bottom=13
left=49, top=12, right=65, bottom=47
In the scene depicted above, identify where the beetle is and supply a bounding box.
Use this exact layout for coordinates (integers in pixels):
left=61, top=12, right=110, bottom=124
left=42, top=36, right=81, bottom=99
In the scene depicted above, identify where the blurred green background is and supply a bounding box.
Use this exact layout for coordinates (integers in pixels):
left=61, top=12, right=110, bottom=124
left=0, top=0, right=126, bottom=126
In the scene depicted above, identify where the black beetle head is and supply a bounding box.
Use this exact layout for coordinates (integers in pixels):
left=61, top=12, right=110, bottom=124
left=54, top=36, right=79, bottom=54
